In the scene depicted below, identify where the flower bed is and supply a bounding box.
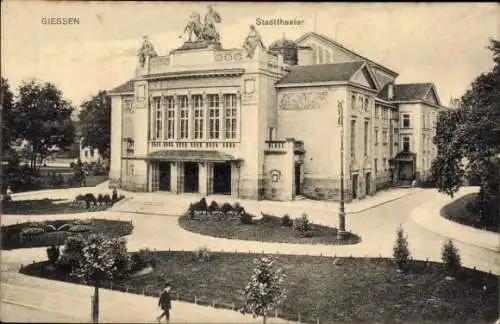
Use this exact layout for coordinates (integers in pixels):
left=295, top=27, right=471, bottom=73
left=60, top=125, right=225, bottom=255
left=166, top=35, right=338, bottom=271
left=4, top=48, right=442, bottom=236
left=1, top=219, right=133, bottom=250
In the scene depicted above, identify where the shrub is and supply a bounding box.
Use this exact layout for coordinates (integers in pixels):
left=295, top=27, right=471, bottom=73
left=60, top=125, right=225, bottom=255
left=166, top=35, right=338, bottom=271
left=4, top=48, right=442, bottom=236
left=281, top=214, right=293, bottom=227
left=59, top=235, right=85, bottom=272
left=97, top=194, right=104, bottom=205
left=83, top=193, right=96, bottom=208
left=208, top=200, right=219, bottom=213
left=293, top=213, right=311, bottom=234
left=20, top=227, right=44, bottom=236
left=193, top=246, right=212, bottom=262
left=103, top=194, right=111, bottom=205
left=57, top=224, right=72, bottom=232
left=42, top=224, right=57, bottom=232
left=69, top=162, right=75, bottom=168
left=68, top=225, right=92, bottom=233
left=393, top=226, right=411, bottom=272
left=442, top=239, right=461, bottom=275
left=108, top=237, right=131, bottom=279
left=240, top=213, right=254, bottom=225
left=220, top=202, right=233, bottom=214
left=46, top=245, right=60, bottom=264
left=233, top=202, right=245, bottom=214
left=131, top=248, right=157, bottom=272
left=112, top=189, right=118, bottom=202
left=198, top=197, right=208, bottom=211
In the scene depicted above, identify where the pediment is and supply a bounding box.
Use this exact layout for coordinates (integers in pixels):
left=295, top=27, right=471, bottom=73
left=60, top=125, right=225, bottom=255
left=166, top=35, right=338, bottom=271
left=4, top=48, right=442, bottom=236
left=424, top=86, right=441, bottom=106
left=350, top=66, right=378, bottom=90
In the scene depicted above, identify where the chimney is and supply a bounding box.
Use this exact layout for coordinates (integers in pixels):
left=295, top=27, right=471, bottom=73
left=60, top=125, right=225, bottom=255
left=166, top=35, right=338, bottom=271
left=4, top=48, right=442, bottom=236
left=388, top=83, right=394, bottom=101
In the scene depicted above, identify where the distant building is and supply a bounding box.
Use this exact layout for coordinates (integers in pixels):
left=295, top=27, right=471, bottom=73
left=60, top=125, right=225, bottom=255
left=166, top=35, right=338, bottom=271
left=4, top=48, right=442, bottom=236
left=108, top=15, right=448, bottom=201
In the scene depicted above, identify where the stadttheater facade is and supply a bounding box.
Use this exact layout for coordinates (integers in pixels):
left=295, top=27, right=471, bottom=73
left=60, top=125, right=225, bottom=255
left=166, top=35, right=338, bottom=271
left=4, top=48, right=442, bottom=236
left=109, top=8, right=448, bottom=201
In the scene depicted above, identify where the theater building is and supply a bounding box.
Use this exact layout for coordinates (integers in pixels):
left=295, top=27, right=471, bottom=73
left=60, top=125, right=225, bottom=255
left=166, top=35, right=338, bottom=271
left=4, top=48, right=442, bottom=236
left=108, top=18, right=448, bottom=201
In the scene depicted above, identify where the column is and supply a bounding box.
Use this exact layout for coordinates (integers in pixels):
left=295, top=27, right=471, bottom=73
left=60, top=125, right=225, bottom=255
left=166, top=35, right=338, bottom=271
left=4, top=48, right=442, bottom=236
left=203, top=92, right=209, bottom=141
left=285, top=138, right=295, bottom=200
left=174, top=93, right=180, bottom=140
left=188, top=91, right=194, bottom=140
left=149, top=96, right=155, bottom=140
left=236, top=90, right=241, bottom=142
left=199, top=162, right=208, bottom=196
left=162, top=92, right=168, bottom=140
left=171, top=162, right=178, bottom=194
left=147, top=162, right=153, bottom=192
left=219, top=91, right=225, bottom=140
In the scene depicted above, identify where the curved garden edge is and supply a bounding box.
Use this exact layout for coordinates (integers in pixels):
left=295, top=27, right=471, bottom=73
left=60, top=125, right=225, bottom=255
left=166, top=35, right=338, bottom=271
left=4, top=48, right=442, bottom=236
left=410, top=193, right=500, bottom=253
left=19, top=251, right=499, bottom=324
left=178, top=213, right=361, bottom=246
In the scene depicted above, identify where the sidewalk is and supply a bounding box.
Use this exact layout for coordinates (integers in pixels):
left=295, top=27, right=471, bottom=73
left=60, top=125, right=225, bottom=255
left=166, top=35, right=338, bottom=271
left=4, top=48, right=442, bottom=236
left=411, top=187, right=500, bottom=252
left=113, top=187, right=422, bottom=222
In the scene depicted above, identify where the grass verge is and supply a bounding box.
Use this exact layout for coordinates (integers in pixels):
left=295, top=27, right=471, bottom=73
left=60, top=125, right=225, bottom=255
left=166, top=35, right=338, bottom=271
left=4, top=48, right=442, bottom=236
left=1, top=198, right=113, bottom=215
left=21, top=251, right=498, bottom=323
left=441, top=193, right=498, bottom=232
left=178, top=214, right=360, bottom=245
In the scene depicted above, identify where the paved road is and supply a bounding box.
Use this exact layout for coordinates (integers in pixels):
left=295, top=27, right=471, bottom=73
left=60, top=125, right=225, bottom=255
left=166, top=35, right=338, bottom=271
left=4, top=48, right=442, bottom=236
left=2, top=188, right=498, bottom=323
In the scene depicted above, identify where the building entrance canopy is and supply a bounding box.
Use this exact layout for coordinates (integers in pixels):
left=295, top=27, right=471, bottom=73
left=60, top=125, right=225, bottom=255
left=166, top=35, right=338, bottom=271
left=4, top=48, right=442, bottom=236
left=148, top=150, right=237, bottom=162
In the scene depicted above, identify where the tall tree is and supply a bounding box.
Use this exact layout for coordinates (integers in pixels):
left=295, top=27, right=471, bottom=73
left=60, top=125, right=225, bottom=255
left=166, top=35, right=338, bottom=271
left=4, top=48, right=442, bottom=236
left=1, top=77, right=15, bottom=151
left=79, top=91, right=111, bottom=160
left=431, top=39, right=500, bottom=223
left=11, top=80, right=75, bottom=171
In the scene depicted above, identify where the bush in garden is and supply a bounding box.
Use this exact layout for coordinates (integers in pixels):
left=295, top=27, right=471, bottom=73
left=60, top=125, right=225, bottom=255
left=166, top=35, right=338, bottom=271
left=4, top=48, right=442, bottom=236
left=46, top=245, right=60, bottom=264
left=293, top=213, right=311, bottom=233
left=57, top=223, right=72, bottom=232
left=220, top=202, right=233, bottom=214
left=193, top=246, right=212, bottom=262
left=59, top=235, right=85, bottom=272
left=103, top=194, right=111, bottom=205
left=20, top=227, right=44, bottom=236
left=240, top=213, right=254, bottom=225
left=68, top=224, right=92, bottom=233
left=442, top=239, right=461, bottom=275
left=83, top=193, right=96, bottom=209
left=112, top=189, right=118, bottom=202
left=393, top=226, right=411, bottom=272
left=240, top=256, right=286, bottom=324
left=198, top=197, right=208, bottom=211
left=281, top=214, right=293, bottom=227
left=42, top=224, right=57, bottom=232
left=97, top=194, right=104, bottom=205
left=108, top=237, right=132, bottom=279
left=233, top=202, right=245, bottom=215
left=207, top=200, right=219, bottom=213
left=131, top=248, right=157, bottom=272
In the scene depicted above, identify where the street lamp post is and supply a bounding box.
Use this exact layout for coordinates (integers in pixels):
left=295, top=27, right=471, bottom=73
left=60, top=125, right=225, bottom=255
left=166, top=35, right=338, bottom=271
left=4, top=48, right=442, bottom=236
left=337, top=100, right=346, bottom=239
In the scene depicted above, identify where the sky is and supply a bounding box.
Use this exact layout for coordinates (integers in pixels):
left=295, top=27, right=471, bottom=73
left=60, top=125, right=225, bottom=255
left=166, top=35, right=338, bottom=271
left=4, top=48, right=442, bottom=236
left=1, top=1, right=498, bottom=109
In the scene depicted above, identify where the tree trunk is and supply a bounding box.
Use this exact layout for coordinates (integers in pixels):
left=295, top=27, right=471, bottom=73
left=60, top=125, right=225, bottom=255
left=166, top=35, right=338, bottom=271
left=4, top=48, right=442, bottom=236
left=92, top=285, right=99, bottom=323
left=263, top=315, right=266, bottom=324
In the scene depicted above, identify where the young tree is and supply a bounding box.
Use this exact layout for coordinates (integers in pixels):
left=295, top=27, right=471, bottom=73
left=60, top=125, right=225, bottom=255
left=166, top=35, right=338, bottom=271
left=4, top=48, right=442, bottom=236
left=1, top=78, right=15, bottom=151
left=79, top=91, right=111, bottom=160
left=393, top=226, right=411, bottom=272
left=11, top=80, right=75, bottom=171
left=71, top=234, right=131, bottom=323
left=431, top=39, right=500, bottom=225
left=441, top=239, right=461, bottom=278
left=241, top=256, right=287, bottom=324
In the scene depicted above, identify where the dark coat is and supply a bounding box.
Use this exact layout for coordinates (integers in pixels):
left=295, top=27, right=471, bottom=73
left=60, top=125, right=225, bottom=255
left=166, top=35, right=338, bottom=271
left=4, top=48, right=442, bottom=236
left=159, top=290, right=171, bottom=310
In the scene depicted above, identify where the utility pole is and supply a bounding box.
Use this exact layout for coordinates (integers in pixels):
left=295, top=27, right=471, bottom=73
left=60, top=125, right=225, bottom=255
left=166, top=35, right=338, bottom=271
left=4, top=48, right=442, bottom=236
left=337, top=100, right=346, bottom=239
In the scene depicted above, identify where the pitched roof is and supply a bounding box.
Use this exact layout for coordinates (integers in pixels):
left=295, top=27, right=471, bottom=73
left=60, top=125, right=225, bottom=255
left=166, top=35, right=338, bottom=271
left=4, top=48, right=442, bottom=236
left=295, top=32, right=399, bottom=77
left=276, top=61, right=365, bottom=85
left=109, top=79, right=134, bottom=94
left=377, top=83, right=435, bottom=102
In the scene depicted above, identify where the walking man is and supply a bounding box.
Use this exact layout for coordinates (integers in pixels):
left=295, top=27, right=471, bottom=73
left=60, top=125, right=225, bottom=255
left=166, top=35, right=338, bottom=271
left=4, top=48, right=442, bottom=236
left=157, top=283, right=172, bottom=323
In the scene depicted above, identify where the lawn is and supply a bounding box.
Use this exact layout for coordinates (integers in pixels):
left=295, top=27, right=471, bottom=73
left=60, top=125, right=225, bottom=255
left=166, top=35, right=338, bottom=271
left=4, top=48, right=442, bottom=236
left=441, top=193, right=498, bottom=233
left=21, top=251, right=499, bottom=323
left=1, top=198, right=112, bottom=215
left=1, top=219, right=133, bottom=250
left=179, top=214, right=360, bottom=245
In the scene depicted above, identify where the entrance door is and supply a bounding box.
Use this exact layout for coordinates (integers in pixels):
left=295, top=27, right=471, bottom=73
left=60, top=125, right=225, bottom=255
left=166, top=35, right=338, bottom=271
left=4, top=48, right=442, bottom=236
left=213, top=162, right=231, bottom=194
left=184, top=162, right=199, bottom=193
left=365, top=172, right=371, bottom=196
left=352, top=174, right=358, bottom=199
left=159, top=162, right=171, bottom=191
left=295, top=163, right=301, bottom=195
